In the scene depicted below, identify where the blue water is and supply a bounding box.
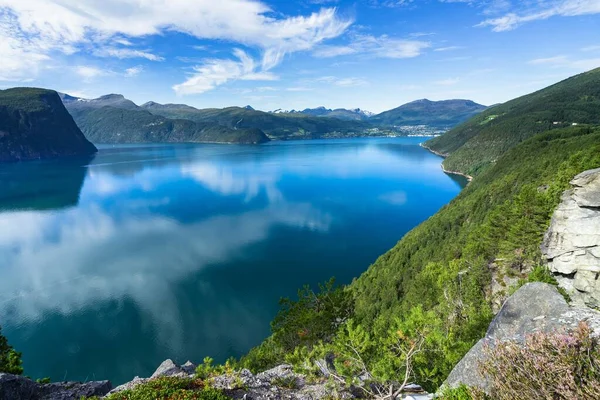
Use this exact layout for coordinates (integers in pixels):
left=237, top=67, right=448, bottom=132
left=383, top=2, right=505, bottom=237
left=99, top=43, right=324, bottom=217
left=0, top=137, right=465, bottom=384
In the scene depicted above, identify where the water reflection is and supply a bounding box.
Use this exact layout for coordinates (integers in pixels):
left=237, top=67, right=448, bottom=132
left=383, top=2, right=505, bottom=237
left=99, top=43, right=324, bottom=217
left=0, top=156, right=93, bottom=211
left=0, top=138, right=464, bottom=384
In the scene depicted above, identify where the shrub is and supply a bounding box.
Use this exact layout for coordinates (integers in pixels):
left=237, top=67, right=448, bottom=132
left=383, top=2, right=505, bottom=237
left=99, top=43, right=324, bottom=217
left=480, top=322, right=600, bottom=400
left=104, top=377, right=229, bottom=400
left=437, top=384, right=488, bottom=400
left=271, top=375, right=300, bottom=389
left=0, top=326, right=23, bottom=375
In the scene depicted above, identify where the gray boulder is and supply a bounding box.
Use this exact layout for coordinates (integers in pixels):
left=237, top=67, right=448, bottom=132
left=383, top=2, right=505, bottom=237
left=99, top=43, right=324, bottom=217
left=542, top=168, right=600, bottom=307
left=445, top=282, right=600, bottom=393
left=0, top=373, right=112, bottom=400
left=150, top=359, right=189, bottom=379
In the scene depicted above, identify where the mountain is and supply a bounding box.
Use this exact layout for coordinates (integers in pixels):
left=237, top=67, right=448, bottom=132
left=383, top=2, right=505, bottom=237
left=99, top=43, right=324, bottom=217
left=0, top=88, right=97, bottom=162
left=369, top=99, right=487, bottom=128
left=61, top=95, right=269, bottom=145
left=239, top=68, right=600, bottom=394
left=270, top=106, right=375, bottom=121
left=139, top=102, right=377, bottom=139
left=425, top=67, right=600, bottom=176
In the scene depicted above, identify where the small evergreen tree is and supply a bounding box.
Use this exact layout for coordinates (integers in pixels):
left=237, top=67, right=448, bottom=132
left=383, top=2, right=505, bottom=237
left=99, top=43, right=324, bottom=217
left=0, top=326, right=23, bottom=375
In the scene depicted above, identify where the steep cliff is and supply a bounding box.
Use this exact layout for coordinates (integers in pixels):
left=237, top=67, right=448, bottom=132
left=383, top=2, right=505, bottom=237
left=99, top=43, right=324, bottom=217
left=0, top=88, right=97, bottom=162
left=542, top=168, right=600, bottom=307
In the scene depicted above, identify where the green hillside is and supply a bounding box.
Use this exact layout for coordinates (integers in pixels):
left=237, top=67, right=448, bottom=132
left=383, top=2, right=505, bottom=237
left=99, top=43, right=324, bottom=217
left=141, top=103, right=377, bottom=139
left=370, top=99, right=487, bottom=128
left=239, top=69, right=600, bottom=393
left=61, top=95, right=269, bottom=144
left=0, top=88, right=97, bottom=162
left=67, top=106, right=269, bottom=144
left=425, top=68, right=600, bottom=176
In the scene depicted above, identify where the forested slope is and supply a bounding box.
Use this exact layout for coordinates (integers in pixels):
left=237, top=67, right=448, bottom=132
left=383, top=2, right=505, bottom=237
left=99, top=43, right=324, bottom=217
left=425, top=67, right=600, bottom=176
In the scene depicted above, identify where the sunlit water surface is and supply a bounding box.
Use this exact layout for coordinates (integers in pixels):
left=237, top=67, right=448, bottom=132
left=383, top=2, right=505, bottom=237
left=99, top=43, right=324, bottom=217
left=0, top=138, right=465, bottom=384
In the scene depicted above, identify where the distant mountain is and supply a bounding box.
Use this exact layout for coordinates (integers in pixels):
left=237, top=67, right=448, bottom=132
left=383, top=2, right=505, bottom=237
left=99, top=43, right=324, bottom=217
left=370, top=99, right=487, bottom=128
left=0, top=88, right=97, bottom=162
left=61, top=94, right=269, bottom=145
left=139, top=102, right=377, bottom=139
left=425, top=67, right=600, bottom=176
left=269, top=106, right=374, bottom=121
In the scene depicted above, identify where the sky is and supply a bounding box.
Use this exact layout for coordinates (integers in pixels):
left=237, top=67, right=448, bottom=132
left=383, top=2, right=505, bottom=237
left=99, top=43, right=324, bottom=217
left=0, top=0, right=599, bottom=113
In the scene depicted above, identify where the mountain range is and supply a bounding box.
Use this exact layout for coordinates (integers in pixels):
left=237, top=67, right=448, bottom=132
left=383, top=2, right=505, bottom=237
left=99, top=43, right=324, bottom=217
left=60, top=95, right=487, bottom=144
left=270, top=106, right=375, bottom=121
left=60, top=94, right=270, bottom=145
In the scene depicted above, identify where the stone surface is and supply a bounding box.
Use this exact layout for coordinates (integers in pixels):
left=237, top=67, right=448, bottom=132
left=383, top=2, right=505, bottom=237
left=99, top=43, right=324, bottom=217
left=110, top=359, right=432, bottom=399
left=445, top=283, right=600, bottom=393
left=0, top=373, right=112, bottom=400
left=150, top=359, right=189, bottom=379
left=542, top=168, right=600, bottom=307
left=109, top=376, right=149, bottom=394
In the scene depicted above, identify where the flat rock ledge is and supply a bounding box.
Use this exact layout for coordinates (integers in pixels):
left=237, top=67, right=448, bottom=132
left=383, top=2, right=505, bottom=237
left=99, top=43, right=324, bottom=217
left=542, top=167, right=600, bottom=308
left=0, top=373, right=112, bottom=400
left=444, top=282, right=600, bottom=394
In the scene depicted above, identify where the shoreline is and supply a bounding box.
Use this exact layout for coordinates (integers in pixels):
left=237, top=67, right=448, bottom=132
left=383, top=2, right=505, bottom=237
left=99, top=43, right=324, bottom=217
left=420, top=142, right=474, bottom=182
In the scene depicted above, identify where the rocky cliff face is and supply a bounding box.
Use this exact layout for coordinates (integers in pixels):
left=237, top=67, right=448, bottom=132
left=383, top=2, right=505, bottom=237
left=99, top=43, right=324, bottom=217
left=0, top=88, right=97, bottom=162
left=542, top=168, right=600, bottom=307
left=0, top=373, right=111, bottom=400
left=445, top=282, right=600, bottom=393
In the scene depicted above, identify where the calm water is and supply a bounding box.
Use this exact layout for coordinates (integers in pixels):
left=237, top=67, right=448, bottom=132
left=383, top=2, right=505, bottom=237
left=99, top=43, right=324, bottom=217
left=0, top=137, right=465, bottom=384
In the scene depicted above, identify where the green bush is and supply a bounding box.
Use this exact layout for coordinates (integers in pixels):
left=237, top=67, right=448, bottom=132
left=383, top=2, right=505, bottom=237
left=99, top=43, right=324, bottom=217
left=104, top=377, right=229, bottom=400
left=240, top=278, right=353, bottom=372
left=0, top=326, right=23, bottom=375
left=436, top=385, right=489, bottom=400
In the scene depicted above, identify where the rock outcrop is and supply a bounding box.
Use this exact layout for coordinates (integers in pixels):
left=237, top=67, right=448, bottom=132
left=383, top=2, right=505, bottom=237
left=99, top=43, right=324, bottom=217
left=111, top=359, right=431, bottom=400
left=542, top=168, right=600, bottom=307
left=0, top=373, right=111, bottom=400
left=445, top=282, right=600, bottom=393
left=0, top=88, right=97, bottom=162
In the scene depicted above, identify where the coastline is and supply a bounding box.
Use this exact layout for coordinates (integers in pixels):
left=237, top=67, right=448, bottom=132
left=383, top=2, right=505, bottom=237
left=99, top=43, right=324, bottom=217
left=420, top=142, right=474, bottom=182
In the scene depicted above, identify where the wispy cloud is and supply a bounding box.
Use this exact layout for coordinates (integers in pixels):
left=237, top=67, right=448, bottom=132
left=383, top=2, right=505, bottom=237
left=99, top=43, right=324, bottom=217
left=0, top=1, right=351, bottom=90
left=478, top=0, right=600, bottom=32
left=434, top=45, right=464, bottom=52
left=317, top=76, right=369, bottom=87
left=173, top=49, right=278, bottom=95
left=74, top=66, right=111, bottom=80
left=125, top=66, right=144, bottom=77
left=434, top=77, right=460, bottom=86
left=94, top=48, right=165, bottom=61
left=528, top=55, right=600, bottom=71
left=314, top=34, right=430, bottom=59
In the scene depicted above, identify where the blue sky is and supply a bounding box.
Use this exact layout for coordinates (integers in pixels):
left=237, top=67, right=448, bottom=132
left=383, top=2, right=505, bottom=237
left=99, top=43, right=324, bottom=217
left=0, top=0, right=599, bottom=112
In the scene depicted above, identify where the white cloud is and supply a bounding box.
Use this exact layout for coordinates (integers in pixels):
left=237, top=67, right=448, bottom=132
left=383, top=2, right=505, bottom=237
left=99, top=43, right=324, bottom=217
left=125, top=66, right=144, bottom=77
left=434, top=45, right=463, bottom=52
left=317, top=76, right=368, bottom=87
left=434, top=77, right=460, bottom=86
left=286, top=87, right=314, bottom=92
left=74, top=65, right=111, bottom=80
left=173, top=49, right=279, bottom=95
left=478, top=0, right=600, bottom=32
left=94, top=48, right=165, bottom=61
left=528, top=55, right=600, bottom=71
left=314, top=34, right=430, bottom=59
left=582, top=45, right=600, bottom=52
left=0, top=1, right=351, bottom=87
